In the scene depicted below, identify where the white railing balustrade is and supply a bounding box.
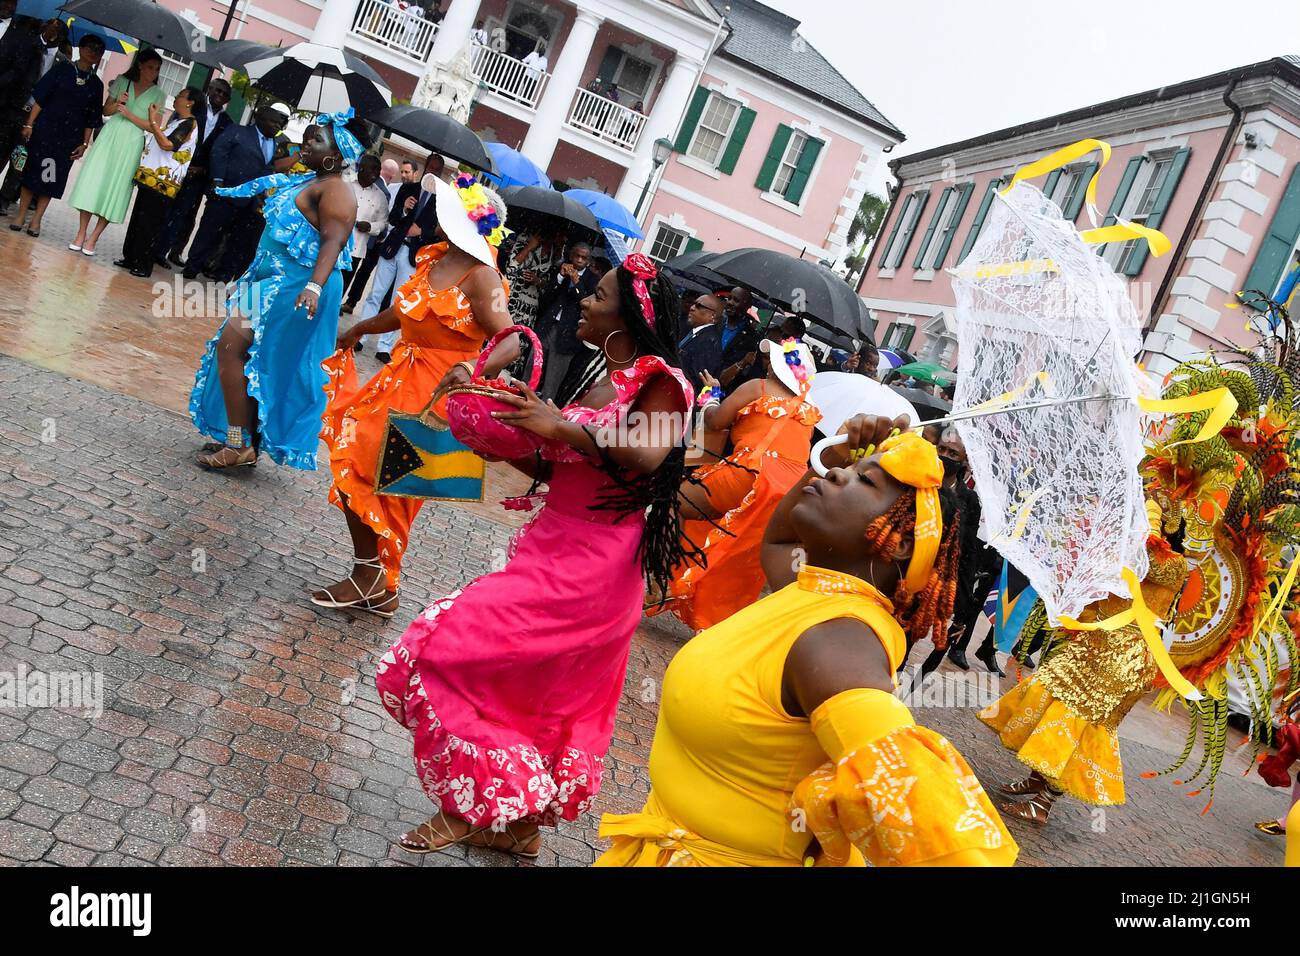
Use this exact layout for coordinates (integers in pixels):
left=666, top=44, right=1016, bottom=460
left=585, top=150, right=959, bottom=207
left=351, top=0, right=439, bottom=62
left=566, top=87, right=647, bottom=153
left=468, top=43, right=549, bottom=108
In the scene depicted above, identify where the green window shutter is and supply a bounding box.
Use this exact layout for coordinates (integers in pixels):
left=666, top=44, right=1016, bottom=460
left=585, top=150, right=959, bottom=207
left=957, top=180, right=999, bottom=264
left=1123, top=147, right=1191, bottom=277
left=673, top=86, right=710, bottom=153
left=887, top=323, right=915, bottom=350
left=1242, top=163, right=1300, bottom=309
left=1097, top=156, right=1145, bottom=258
left=888, top=190, right=929, bottom=268
left=913, top=186, right=953, bottom=269
left=1061, top=162, right=1097, bottom=221
left=876, top=194, right=911, bottom=272
left=684, top=236, right=704, bottom=253
left=718, top=107, right=755, bottom=176
left=755, top=124, right=793, bottom=192
left=930, top=182, right=975, bottom=269
left=782, top=135, right=823, bottom=205
left=1043, top=169, right=1062, bottom=201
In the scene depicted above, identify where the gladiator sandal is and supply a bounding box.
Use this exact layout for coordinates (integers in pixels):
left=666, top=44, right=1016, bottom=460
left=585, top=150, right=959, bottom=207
left=998, top=773, right=1049, bottom=797
left=1000, top=788, right=1059, bottom=826
left=311, top=556, right=399, bottom=619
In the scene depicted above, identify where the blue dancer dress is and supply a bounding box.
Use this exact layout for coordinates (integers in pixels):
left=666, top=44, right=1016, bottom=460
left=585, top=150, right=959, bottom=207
left=189, top=173, right=354, bottom=469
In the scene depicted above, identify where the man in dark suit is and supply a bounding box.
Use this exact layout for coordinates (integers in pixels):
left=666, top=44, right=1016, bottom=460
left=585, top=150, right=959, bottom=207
left=681, top=286, right=760, bottom=397
left=155, top=77, right=232, bottom=268
left=537, top=242, right=598, bottom=400
left=360, top=154, right=444, bottom=361
left=677, top=291, right=722, bottom=392
left=0, top=5, right=45, bottom=213
left=182, top=101, right=293, bottom=282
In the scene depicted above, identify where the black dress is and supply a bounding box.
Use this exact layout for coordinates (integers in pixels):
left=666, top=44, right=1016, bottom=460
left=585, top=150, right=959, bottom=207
left=21, top=60, right=103, bottom=199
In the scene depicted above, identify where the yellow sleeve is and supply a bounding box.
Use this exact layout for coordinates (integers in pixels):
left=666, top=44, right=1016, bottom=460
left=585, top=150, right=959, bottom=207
left=793, top=688, right=1019, bottom=867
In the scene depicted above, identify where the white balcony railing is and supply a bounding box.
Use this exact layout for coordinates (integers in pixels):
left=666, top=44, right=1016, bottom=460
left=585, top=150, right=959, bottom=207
left=468, top=42, right=549, bottom=108
left=351, top=0, right=438, bottom=62
left=566, top=87, right=647, bottom=153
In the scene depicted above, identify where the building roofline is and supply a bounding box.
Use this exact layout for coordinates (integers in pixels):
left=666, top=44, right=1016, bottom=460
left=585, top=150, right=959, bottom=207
left=714, top=48, right=906, bottom=140
left=888, top=56, right=1300, bottom=172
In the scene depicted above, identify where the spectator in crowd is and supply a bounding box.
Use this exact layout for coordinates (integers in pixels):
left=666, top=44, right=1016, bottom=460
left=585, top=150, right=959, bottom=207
left=0, top=4, right=46, bottom=216
left=470, top=18, right=487, bottom=46
left=536, top=240, right=597, bottom=399
left=155, top=77, right=232, bottom=269
left=522, top=41, right=548, bottom=100
left=0, top=15, right=68, bottom=214
left=7, top=33, right=104, bottom=238
left=182, top=101, right=294, bottom=282
left=345, top=156, right=410, bottom=316
left=115, top=85, right=206, bottom=278
left=503, top=224, right=564, bottom=328
left=341, top=153, right=389, bottom=299
left=359, top=152, right=445, bottom=362
left=677, top=291, right=723, bottom=391
left=67, top=49, right=165, bottom=257
left=716, top=286, right=761, bottom=394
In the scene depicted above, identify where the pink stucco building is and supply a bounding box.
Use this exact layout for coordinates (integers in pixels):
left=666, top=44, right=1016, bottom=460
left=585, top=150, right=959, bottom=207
left=858, top=56, right=1300, bottom=379
left=138, top=0, right=901, bottom=266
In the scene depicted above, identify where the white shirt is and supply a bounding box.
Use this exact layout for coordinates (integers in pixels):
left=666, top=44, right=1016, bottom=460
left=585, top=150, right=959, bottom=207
left=201, top=107, right=224, bottom=146
left=470, top=27, right=487, bottom=46
left=0, top=18, right=11, bottom=43
left=350, top=179, right=392, bottom=254
left=522, top=50, right=547, bottom=80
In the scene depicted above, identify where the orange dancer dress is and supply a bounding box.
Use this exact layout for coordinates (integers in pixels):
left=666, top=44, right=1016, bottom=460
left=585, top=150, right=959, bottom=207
left=320, top=242, right=506, bottom=590
left=659, top=386, right=820, bottom=630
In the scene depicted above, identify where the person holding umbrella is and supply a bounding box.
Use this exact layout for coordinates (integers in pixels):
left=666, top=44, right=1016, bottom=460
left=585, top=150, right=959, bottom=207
left=189, top=109, right=365, bottom=470
left=7, top=33, right=104, bottom=238
left=66, top=49, right=165, bottom=256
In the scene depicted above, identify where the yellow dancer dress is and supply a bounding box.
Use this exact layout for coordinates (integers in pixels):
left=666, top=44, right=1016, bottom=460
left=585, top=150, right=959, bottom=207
left=978, top=540, right=1189, bottom=805
left=596, top=565, right=1018, bottom=867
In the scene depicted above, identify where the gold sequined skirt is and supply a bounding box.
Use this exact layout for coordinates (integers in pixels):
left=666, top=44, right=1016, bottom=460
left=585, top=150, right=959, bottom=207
left=977, top=625, right=1154, bottom=806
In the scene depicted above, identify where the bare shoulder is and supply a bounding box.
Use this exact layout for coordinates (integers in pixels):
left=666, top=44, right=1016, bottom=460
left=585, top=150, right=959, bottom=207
left=784, top=616, right=894, bottom=717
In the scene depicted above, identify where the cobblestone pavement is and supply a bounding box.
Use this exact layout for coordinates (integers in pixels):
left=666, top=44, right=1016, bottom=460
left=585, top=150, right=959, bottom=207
left=0, top=196, right=1293, bottom=867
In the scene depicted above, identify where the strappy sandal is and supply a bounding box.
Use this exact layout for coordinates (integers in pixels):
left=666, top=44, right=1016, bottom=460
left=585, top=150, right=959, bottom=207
left=196, top=444, right=257, bottom=469
left=999, top=774, right=1049, bottom=797
left=311, top=557, right=399, bottom=618
left=466, top=824, right=542, bottom=860
left=398, top=815, right=485, bottom=854
left=1255, top=820, right=1287, bottom=836
left=1000, top=790, right=1057, bottom=826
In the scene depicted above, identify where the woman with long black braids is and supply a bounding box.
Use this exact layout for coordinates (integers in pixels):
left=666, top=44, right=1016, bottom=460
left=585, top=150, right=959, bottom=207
left=376, top=253, right=694, bottom=860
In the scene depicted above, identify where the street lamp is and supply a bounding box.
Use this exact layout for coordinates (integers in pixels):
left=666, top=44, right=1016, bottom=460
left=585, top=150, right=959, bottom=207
left=633, top=136, right=675, bottom=219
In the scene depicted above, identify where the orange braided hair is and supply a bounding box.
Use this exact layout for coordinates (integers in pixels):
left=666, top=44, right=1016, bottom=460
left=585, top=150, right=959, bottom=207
left=862, top=489, right=964, bottom=648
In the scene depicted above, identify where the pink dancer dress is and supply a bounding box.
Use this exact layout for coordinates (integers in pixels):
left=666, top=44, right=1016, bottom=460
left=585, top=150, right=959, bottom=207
left=376, top=356, right=693, bottom=827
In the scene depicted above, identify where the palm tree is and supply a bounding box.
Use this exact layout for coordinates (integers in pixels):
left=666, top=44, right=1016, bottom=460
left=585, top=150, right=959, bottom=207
left=845, top=191, right=887, bottom=284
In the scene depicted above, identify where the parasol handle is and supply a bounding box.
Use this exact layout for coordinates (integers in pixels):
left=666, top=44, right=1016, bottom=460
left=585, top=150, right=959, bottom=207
left=809, top=393, right=1125, bottom=476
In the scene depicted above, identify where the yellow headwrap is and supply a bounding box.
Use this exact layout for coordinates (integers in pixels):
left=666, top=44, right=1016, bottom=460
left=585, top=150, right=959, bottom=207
left=877, top=432, right=944, bottom=594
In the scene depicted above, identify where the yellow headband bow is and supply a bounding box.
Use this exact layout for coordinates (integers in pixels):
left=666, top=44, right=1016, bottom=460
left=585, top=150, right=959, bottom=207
left=877, top=432, right=943, bottom=593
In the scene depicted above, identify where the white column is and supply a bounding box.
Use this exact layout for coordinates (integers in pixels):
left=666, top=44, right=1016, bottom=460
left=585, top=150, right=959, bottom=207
left=520, top=8, right=603, bottom=172
left=615, top=54, right=702, bottom=211
left=427, top=0, right=482, bottom=65
left=310, top=0, right=361, bottom=45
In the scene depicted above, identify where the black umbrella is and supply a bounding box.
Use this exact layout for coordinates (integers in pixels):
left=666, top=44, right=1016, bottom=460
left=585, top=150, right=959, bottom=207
left=243, top=42, right=392, bottom=116
left=211, top=38, right=282, bottom=71
left=889, top=386, right=951, bottom=421
left=498, top=186, right=600, bottom=237
left=708, top=247, right=873, bottom=341
left=63, top=0, right=204, bottom=56
left=662, top=249, right=734, bottom=293
left=369, top=104, right=496, bottom=174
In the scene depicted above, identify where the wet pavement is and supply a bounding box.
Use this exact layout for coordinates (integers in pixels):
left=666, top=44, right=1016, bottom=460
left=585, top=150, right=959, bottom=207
left=0, top=196, right=1292, bottom=867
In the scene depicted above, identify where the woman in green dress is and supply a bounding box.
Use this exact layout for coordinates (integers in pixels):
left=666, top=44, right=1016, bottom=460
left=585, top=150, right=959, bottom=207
left=67, top=49, right=164, bottom=257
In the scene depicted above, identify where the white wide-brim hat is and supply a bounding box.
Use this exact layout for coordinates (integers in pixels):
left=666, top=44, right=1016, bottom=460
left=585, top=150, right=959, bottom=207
left=760, top=337, right=816, bottom=395
left=425, top=172, right=496, bottom=268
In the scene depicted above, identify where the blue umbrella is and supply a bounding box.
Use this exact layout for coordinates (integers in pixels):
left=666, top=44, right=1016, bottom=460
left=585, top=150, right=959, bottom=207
left=482, top=142, right=550, bottom=189
left=562, top=188, right=643, bottom=239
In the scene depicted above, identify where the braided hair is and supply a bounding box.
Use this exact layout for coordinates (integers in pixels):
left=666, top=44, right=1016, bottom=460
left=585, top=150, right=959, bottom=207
left=556, top=263, right=693, bottom=596
left=862, top=487, right=965, bottom=648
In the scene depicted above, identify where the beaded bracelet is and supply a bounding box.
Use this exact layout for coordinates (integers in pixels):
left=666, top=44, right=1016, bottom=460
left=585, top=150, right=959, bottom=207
left=303, top=282, right=322, bottom=296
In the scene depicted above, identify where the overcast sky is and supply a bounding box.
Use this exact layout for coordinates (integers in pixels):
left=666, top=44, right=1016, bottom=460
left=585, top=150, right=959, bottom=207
left=761, top=0, right=1297, bottom=195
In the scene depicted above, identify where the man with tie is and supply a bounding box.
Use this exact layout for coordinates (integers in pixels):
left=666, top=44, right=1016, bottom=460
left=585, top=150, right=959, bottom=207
left=677, top=291, right=723, bottom=392
left=155, top=77, right=232, bottom=269
left=358, top=152, right=444, bottom=362
left=182, top=101, right=294, bottom=283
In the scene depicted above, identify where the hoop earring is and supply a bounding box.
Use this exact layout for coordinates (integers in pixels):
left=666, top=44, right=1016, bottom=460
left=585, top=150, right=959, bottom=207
left=322, top=155, right=338, bottom=173
left=603, top=330, right=635, bottom=364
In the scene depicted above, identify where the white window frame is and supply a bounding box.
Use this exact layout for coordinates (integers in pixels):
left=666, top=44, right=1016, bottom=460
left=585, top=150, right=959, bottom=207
left=917, top=184, right=970, bottom=272
left=645, top=216, right=694, bottom=263
left=157, top=50, right=194, bottom=110
left=1105, top=150, right=1177, bottom=271
left=1049, top=164, right=1087, bottom=214
left=880, top=190, right=927, bottom=272
left=609, top=47, right=661, bottom=106
left=685, top=90, right=741, bottom=170
left=770, top=130, right=809, bottom=199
